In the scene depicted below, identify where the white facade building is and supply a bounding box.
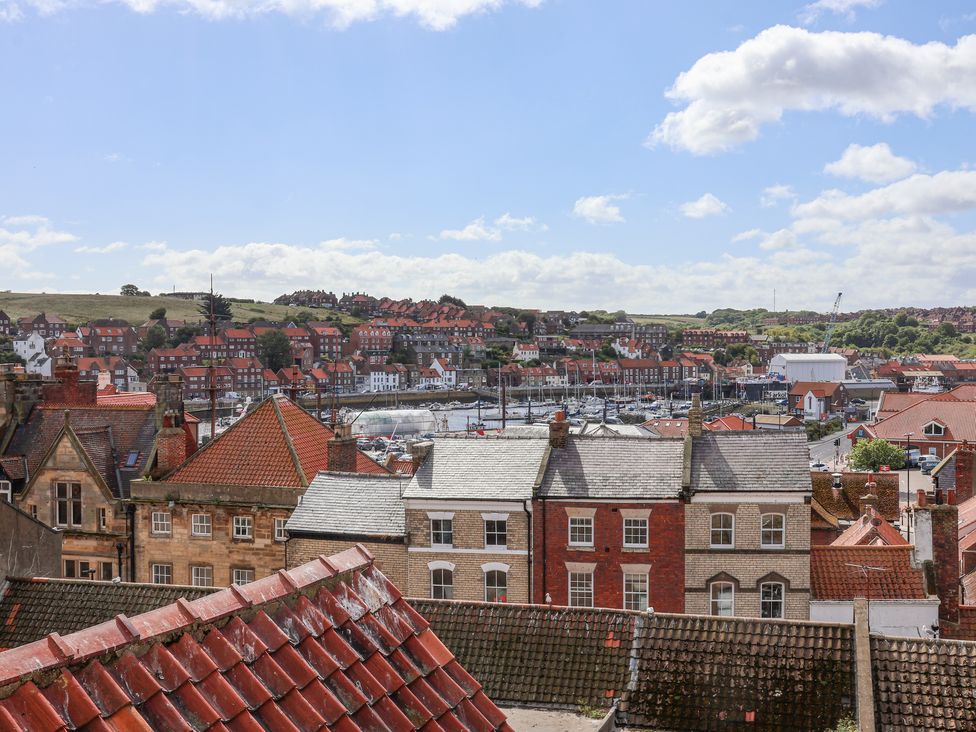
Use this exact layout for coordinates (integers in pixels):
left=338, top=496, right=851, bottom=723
left=769, top=353, right=846, bottom=383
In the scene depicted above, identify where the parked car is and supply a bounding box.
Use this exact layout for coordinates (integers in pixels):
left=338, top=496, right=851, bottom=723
left=920, top=455, right=940, bottom=474
left=904, top=448, right=921, bottom=468
left=809, top=461, right=830, bottom=472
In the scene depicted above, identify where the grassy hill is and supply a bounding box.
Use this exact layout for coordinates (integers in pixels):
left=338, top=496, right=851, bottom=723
left=0, top=291, right=363, bottom=327
left=629, top=313, right=706, bottom=329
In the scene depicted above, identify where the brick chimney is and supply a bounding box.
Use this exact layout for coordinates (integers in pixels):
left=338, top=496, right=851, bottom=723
left=688, top=393, right=703, bottom=438
left=915, top=503, right=960, bottom=630
left=327, top=421, right=357, bottom=473
left=45, top=354, right=96, bottom=406
left=954, top=441, right=975, bottom=503
left=859, top=493, right=878, bottom=518
left=411, top=440, right=433, bottom=470
left=151, top=374, right=190, bottom=478
left=549, top=410, right=569, bottom=449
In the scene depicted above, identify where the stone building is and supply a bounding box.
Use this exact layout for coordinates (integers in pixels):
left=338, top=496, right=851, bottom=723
left=285, top=471, right=409, bottom=587
left=129, top=394, right=389, bottom=588
left=683, top=398, right=813, bottom=619
left=401, top=435, right=548, bottom=603
left=0, top=499, right=62, bottom=578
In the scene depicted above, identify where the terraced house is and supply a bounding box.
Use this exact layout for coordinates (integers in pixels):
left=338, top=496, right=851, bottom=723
left=683, top=399, right=813, bottom=620
left=401, top=435, right=548, bottom=604
left=129, top=394, right=389, bottom=588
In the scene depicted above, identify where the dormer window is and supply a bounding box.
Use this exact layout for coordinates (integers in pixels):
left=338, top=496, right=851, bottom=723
left=923, top=421, right=945, bottom=437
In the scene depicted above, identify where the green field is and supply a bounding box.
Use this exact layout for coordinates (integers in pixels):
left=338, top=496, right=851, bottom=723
left=628, top=313, right=706, bottom=329
left=0, top=291, right=363, bottom=327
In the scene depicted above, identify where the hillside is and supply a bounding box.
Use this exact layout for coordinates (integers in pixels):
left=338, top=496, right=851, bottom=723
left=0, top=291, right=363, bottom=327
left=629, top=313, right=706, bottom=329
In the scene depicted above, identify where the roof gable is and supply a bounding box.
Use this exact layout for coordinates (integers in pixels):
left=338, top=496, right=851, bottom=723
left=690, top=431, right=811, bottom=493
left=811, top=545, right=927, bottom=600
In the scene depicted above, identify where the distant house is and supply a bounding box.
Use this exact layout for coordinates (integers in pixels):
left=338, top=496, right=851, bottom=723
left=16, top=312, right=66, bottom=339
left=512, top=342, right=540, bottom=362
left=12, top=332, right=51, bottom=376
left=0, top=310, right=11, bottom=336
left=789, top=381, right=848, bottom=421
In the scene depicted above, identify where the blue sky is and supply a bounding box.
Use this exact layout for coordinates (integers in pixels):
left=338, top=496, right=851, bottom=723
left=2, top=0, right=976, bottom=312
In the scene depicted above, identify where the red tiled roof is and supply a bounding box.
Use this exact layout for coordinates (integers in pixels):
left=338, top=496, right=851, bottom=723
left=831, top=512, right=909, bottom=547
left=0, top=547, right=510, bottom=731
left=811, top=545, right=928, bottom=600
left=705, top=415, right=754, bottom=431
left=869, top=400, right=976, bottom=443
left=163, top=395, right=388, bottom=487
left=641, top=418, right=688, bottom=437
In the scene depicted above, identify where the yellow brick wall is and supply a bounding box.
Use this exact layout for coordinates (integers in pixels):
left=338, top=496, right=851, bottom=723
left=286, top=537, right=408, bottom=589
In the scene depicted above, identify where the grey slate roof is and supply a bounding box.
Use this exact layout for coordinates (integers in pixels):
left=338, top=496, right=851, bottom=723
left=286, top=471, right=406, bottom=537
left=0, top=577, right=217, bottom=649
left=690, top=430, right=811, bottom=493
left=539, top=436, right=685, bottom=499
left=402, top=436, right=549, bottom=500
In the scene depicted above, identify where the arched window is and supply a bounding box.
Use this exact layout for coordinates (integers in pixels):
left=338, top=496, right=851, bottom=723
left=760, top=582, right=785, bottom=619
left=485, top=570, right=507, bottom=603
left=429, top=561, right=455, bottom=600
left=806, top=395, right=813, bottom=410
left=760, top=513, right=786, bottom=548
left=710, top=513, right=734, bottom=548
left=710, top=581, right=734, bottom=616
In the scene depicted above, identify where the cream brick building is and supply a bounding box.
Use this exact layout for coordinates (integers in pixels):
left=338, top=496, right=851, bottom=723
left=684, top=427, right=813, bottom=620
left=402, top=435, right=548, bottom=604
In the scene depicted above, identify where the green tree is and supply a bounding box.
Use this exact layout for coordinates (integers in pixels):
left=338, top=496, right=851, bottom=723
left=198, top=292, right=233, bottom=321
left=848, top=438, right=906, bottom=471
left=438, top=294, right=467, bottom=308
left=0, top=351, right=25, bottom=366
left=168, top=324, right=202, bottom=347
left=120, top=284, right=140, bottom=296
left=257, top=330, right=293, bottom=371
left=149, top=307, right=167, bottom=320
left=141, top=324, right=167, bottom=352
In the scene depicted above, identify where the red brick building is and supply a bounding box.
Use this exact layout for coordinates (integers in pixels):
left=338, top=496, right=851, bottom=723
left=532, top=417, right=687, bottom=612
left=222, top=328, right=256, bottom=358
left=147, top=345, right=201, bottom=375
left=682, top=328, right=750, bottom=349
left=309, top=323, right=343, bottom=360
left=351, top=324, right=394, bottom=364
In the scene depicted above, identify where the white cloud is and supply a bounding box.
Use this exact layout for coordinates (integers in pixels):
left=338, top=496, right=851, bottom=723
left=794, top=170, right=976, bottom=220
left=138, top=232, right=976, bottom=313
left=494, top=213, right=535, bottom=231
left=5, top=0, right=542, bottom=29
left=2, top=214, right=49, bottom=226
left=680, top=192, right=731, bottom=219
left=732, top=228, right=762, bottom=242
left=757, top=229, right=797, bottom=250
left=573, top=195, right=626, bottom=224
left=439, top=217, right=502, bottom=241
left=74, top=241, right=128, bottom=254
left=319, top=237, right=378, bottom=251
left=760, top=184, right=796, bottom=207
left=648, top=26, right=976, bottom=154
left=139, top=241, right=168, bottom=251
left=0, top=215, right=76, bottom=279
left=823, top=142, right=917, bottom=183
left=799, top=0, right=882, bottom=25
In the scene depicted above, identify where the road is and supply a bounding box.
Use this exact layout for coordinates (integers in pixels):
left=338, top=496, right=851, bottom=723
left=807, top=422, right=858, bottom=469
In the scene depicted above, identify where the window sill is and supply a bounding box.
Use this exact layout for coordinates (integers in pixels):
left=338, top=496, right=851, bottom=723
left=622, top=545, right=649, bottom=552
left=709, top=545, right=735, bottom=550
left=232, top=537, right=254, bottom=543
left=567, top=545, right=594, bottom=551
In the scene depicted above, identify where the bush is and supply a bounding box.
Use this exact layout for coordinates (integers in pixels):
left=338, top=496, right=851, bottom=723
left=848, top=438, right=905, bottom=471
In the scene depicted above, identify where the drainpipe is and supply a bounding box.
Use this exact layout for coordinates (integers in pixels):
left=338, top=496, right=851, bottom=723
left=541, top=497, right=548, bottom=600
left=127, top=503, right=136, bottom=582
left=523, top=499, right=533, bottom=602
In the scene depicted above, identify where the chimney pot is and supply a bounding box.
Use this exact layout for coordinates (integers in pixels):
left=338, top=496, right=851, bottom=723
left=549, top=412, right=570, bottom=449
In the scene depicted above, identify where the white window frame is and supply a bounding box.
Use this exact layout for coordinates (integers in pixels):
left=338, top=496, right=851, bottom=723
left=191, top=513, right=212, bottom=537
left=232, top=568, right=255, bottom=585
left=274, top=517, right=288, bottom=542
left=484, top=569, right=508, bottom=603
left=151, top=511, right=172, bottom=536
left=0, top=480, right=11, bottom=503
left=568, top=571, right=594, bottom=607
left=623, top=572, right=649, bottom=611
left=623, top=517, right=649, bottom=548
left=56, top=481, right=82, bottom=527
left=151, top=563, right=173, bottom=585
left=233, top=515, right=253, bottom=540
left=710, top=512, right=735, bottom=549
left=483, top=515, right=508, bottom=549
left=760, top=582, right=785, bottom=619
left=923, top=421, right=945, bottom=436
left=430, top=517, right=454, bottom=548
left=191, top=565, right=213, bottom=587
left=710, top=581, right=735, bottom=616
left=760, top=513, right=786, bottom=549
left=568, top=517, right=594, bottom=547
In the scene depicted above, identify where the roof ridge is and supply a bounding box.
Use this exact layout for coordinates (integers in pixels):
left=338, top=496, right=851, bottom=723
left=813, top=544, right=915, bottom=551
left=272, top=396, right=314, bottom=487
left=0, top=546, right=374, bottom=687
left=4, top=576, right=216, bottom=592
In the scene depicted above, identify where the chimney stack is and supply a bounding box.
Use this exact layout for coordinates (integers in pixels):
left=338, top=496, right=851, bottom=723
left=955, top=441, right=975, bottom=503
left=327, top=420, right=358, bottom=473
left=152, top=375, right=189, bottom=478
left=45, top=354, right=96, bottom=406
left=411, top=440, right=434, bottom=470
left=688, top=393, right=703, bottom=438
left=915, top=504, right=960, bottom=631
left=858, top=493, right=878, bottom=519
left=549, top=410, right=569, bottom=449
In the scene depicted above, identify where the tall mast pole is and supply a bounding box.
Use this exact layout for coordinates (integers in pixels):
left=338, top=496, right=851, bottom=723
left=209, top=275, right=217, bottom=442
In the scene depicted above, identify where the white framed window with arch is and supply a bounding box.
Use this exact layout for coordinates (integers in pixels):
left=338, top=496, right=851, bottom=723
left=760, top=512, right=786, bottom=549
left=710, top=581, right=735, bottom=617
left=428, top=560, right=455, bottom=600
left=760, top=581, right=785, bottom=619
left=710, top=512, right=734, bottom=548
left=923, top=421, right=945, bottom=437
left=482, top=562, right=510, bottom=603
